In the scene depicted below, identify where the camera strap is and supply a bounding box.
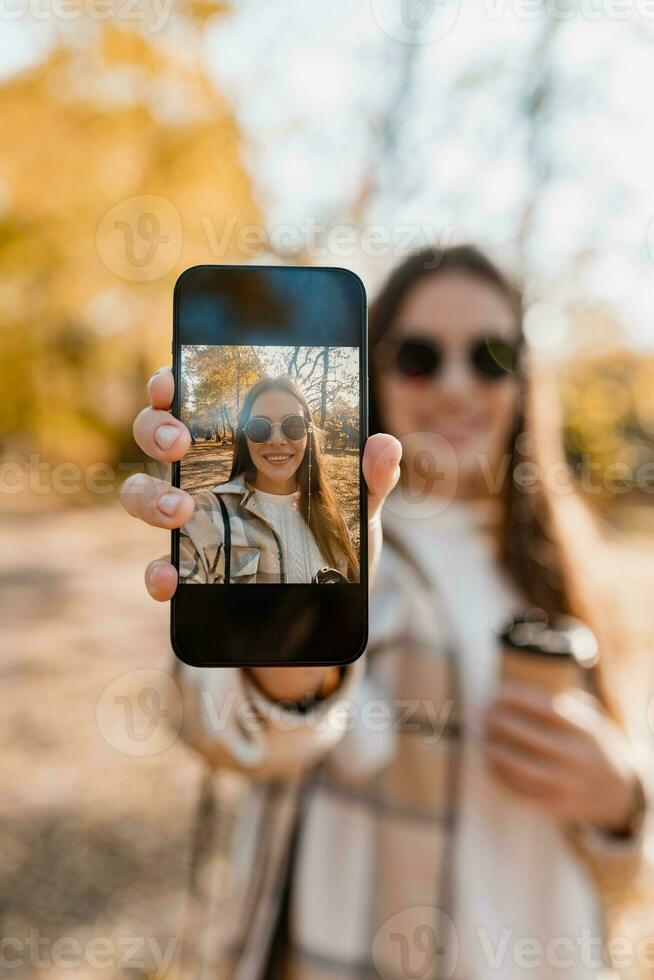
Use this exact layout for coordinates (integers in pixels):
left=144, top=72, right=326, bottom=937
left=216, top=495, right=231, bottom=584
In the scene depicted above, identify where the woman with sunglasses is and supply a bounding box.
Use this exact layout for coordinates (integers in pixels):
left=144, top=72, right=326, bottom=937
left=347, top=246, right=645, bottom=980
left=123, top=246, right=647, bottom=980
left=178, top=374, right=358, bottom=584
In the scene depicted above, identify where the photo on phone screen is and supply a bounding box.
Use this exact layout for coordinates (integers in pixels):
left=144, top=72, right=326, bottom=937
left=178, top=344, right=360, bottom=585
left=170, top=265, right=367, bottom=668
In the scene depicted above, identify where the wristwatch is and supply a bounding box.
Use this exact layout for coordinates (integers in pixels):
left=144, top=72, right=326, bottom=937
left=283, top=667, right=344, bottom=714
left=244, top=666, right=345, bottom=714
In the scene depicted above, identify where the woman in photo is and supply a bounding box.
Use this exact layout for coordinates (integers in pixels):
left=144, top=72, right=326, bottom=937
left=124, top=246, right=648, bottom=980
left=179, top=374, right=359, bottom=584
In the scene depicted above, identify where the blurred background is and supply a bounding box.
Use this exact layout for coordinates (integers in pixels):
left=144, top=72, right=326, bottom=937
left=2, top=1, right=654, bottom=976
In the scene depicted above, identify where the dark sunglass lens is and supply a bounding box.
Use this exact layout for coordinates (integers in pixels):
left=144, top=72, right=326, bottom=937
left=472, top=338, right=518, bottom=380
left=244, top=418, right=272, bottom=443
left=282, top=415, right=307, bottom=440
left=396, top=339, right=441, bottom=378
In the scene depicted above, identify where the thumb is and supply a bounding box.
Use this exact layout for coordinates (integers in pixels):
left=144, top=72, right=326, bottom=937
left=363, top=433, right=402, bottom=523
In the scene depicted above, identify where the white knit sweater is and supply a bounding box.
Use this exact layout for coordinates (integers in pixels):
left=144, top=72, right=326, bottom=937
left=400, top=499, right=601, bottom=980
left=253, top=488, right=326, bottom=583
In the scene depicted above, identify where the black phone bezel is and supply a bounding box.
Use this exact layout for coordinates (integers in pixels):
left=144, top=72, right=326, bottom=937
left=170, top=264, right=368, bottom=669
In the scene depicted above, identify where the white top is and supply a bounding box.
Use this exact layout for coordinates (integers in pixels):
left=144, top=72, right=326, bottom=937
left=253, top=488, right=327, bottom=584
left=397, top=498, right=601, bottom=980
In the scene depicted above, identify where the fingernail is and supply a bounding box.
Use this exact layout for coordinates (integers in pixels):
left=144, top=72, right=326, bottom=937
left=158, top=492, right=183, bottom=516
left=155, top=424, right=180, bottom=450
left=146, top=372, right=159, bottom=396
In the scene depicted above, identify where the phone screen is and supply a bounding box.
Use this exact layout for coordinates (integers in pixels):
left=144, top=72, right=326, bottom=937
left=171, top=265, right=367, bottom=667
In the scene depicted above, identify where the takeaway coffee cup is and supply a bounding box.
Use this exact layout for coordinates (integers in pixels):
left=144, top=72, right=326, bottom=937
left=499, top=615, right=599, bottom=694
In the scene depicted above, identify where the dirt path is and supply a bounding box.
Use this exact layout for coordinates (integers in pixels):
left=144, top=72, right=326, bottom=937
left=0, top=506, right=206, bottom=976
left=1, top=503, right=653, bottom=974
left=180, top=440, right=233, bottom=493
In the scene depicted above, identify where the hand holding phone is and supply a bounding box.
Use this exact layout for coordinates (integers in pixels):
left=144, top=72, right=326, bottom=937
left=123, top=368, right=400, bottom=684
left=122, top=272, right=401, bottom=672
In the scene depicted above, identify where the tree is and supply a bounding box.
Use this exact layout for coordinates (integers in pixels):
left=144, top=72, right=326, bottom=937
left=325, top=398, right=359, bottom=450
left=259, top=346, right=358, bottom=425
left=182, top=345, right=262, bottom=442
left=0, top=18, right=260, bottom=468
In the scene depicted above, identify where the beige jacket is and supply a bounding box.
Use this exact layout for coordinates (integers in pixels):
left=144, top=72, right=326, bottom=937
left=173, top=509, right=648, bottom=980
left=179, top=475, right=350, bottom=584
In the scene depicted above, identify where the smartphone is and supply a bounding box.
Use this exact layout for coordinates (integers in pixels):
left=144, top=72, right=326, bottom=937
left=170, top=265, right=368, bottom=668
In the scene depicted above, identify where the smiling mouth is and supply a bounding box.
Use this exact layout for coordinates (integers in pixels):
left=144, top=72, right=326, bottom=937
left=262, top=453, right=295, bottom=465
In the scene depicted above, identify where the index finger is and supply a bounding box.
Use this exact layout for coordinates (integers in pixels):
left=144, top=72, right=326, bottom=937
left=494, top=682, right=582, bottom=733
left=147, top=366, right=174, bottom=410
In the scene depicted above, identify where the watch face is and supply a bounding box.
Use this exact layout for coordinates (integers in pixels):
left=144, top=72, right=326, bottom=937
left=312, top=567, right=349, bottom=585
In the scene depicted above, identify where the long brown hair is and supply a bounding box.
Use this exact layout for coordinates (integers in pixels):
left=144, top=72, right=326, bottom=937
left=228, top=375, right=359, bottom=579
left=369, top=245, right=623, bottom=682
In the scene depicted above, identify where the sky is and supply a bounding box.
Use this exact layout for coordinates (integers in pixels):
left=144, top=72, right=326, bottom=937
left=202, top=0, right=654, bottom=351
left=4, top=0, right=654, bottom=351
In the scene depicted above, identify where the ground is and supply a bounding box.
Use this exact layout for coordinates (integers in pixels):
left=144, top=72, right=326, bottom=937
left=1, top=501, right=653, bottom=977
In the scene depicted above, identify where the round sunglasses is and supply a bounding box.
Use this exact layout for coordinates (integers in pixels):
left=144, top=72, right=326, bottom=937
left=379, top=334, right=520, bottom=382
left=243, top=413, right=310, bottom=443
